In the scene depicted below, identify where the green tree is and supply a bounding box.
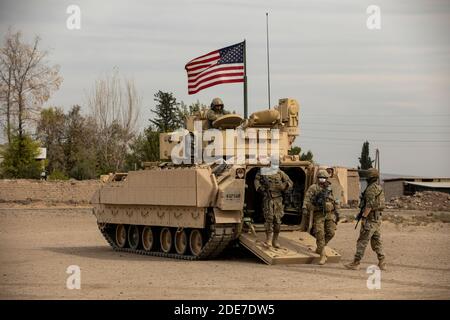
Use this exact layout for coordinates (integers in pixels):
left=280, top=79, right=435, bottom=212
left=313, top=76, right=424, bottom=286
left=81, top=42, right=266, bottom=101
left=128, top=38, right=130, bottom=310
left=288, top=146, right=313, bottom=162
left=65, top=105, right=98, bottom=179
left=358, top=140, right=373, bottom=170
left=150, top=91, right=183, bottom=132
left=289, top=146, right=301, bottom=155
left=0, top=134, right=42, bottom=178
left=300, top=150, right=314, bottom=162
left=36, top=107, right=66, bottom=174
left=125, top=126, right=160, bottom=170
left=177, top=100, right=205, bottom=125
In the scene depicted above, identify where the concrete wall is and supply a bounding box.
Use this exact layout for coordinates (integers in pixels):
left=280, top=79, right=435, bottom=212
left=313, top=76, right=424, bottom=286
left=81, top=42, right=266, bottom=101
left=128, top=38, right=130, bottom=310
left=347, top=169, right=360, bottom=204
left=384, top=180, right=404, bottom=201
left=0, top=179, right=101, bottom=203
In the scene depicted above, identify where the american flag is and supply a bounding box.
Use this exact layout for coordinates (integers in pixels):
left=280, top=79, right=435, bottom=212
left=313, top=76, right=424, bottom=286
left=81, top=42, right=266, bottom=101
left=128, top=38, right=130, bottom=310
left=185, top=42, right=245, bottom=95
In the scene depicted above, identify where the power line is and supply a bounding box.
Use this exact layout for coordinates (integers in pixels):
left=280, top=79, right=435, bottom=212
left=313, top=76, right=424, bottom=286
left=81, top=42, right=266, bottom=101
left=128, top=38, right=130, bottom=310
left=301, top=122, right=450, bottom=128
left=300, top=135, right=450, bottom=143
left=299, top=128, right=450, bottom=134
left=303, top=114, right=450, bottom=118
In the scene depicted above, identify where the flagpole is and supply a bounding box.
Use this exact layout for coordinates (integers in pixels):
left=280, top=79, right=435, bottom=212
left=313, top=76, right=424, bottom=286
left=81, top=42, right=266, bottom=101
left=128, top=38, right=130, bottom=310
left=243, top=39, right=248, bottom=119
left=266, top=12, right=271, bottom=109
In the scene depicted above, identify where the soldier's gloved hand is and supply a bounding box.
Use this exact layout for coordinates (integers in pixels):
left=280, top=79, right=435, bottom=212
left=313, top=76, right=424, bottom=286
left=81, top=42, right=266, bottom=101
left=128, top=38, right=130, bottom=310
left=334, top=212, right=340, bottom=223
left=361, top=217, right=367, bottom=227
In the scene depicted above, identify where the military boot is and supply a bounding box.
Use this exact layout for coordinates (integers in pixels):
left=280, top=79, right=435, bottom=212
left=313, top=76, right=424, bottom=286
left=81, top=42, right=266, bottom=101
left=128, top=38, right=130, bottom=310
left=318, top=250, right=327, bottom=265
left=378, top=258, right=387, bottom=271
left=264, top=232, right=272, bottom=248
left=272, top=224, right=282, bottom=249
left=344, top=260, right=360, bottom=270
left=272, top=232, right=281, bottom=248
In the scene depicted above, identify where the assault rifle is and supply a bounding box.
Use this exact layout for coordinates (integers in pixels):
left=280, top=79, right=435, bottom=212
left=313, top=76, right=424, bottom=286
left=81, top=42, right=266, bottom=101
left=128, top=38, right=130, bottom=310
left=313, top=188, right=331, bottom=216
left=355, top=190, right=366, bottom=229
left=259, top=174, right=287, bottom=200
left=260, top=175, right=273, bottom=200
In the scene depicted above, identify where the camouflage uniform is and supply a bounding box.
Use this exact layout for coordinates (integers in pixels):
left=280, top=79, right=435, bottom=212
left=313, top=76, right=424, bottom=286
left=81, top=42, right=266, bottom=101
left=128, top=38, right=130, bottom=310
left=354, top=182, right=385, bottom=262
left=206, top=108, right=230, bottom=123
left=303, top=183, right=339, bottom=254
left=254, top=168, right=293, bottom=247
left=345, top=168, right=386, bottom=270
left=207, top=97, right=229, bottom=126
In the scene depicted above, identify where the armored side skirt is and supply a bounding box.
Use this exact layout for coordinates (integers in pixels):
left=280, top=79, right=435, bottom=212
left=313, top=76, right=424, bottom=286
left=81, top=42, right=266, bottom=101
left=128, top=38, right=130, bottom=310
left=93, top=204, right=206, bottom=229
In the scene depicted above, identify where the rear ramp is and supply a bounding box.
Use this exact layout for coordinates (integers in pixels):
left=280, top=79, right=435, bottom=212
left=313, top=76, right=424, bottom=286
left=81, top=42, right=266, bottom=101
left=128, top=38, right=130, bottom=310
left=239, top=230, right=341, bottom=265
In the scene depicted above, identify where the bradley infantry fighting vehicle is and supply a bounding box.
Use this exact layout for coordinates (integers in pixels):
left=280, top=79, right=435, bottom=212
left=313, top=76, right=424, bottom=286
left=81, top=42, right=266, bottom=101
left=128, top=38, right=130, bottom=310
left=91, top=98, right=341, bottom=264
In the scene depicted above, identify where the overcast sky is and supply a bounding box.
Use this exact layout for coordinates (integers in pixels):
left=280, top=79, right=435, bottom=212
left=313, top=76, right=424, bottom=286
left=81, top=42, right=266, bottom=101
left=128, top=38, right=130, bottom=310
left=1, top=0, right=449, bottom=176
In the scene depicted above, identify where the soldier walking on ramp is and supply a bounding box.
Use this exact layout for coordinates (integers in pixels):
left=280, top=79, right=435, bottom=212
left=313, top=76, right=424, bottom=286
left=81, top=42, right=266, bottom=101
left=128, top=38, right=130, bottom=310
left=345, top=168, right=386, bottom=270
left=302, top=169, right=340, bottom=265
left=254, top=165, right=293, bottom=249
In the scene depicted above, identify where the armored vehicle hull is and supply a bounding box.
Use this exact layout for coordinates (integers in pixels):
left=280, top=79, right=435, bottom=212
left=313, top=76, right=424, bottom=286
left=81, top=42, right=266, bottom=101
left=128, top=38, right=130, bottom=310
left=91, top=161, right=341, bottom=264
left=92, top=165, right=244, bottom=259
left=91, top=98, right=342, bottom=264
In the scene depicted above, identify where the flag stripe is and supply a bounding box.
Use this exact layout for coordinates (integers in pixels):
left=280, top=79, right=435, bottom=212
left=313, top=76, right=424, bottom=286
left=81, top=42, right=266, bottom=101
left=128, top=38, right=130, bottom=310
left=188, top=66, right=244, bottom=84
left=185, top=54, right=220, bottom=68
left=188, top=72, right=245, bottom=88
left=185, top=50, right=219, bottom=65
left=185, top=42, right=244, bottom=95
left=188, top=75, right=244, bottom=91
left=186, top=62, right=218, bottom=72
left=188, top=79, right=244, bottom=94
left=187, top=63, right=243, bottom=78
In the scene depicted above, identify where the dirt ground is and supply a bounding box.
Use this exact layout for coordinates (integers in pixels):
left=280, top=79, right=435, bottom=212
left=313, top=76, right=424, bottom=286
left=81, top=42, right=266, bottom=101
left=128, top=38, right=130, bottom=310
left=0, top=208, right=449, bottom=300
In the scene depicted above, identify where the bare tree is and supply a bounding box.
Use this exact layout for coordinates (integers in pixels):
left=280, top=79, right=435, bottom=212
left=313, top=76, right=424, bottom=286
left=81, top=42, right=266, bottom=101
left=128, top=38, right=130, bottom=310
left=0, top=28, right=62, bottom=142
left=87, top=69, right=140, bottom=172
left=0, top=29, right=17, bottom=143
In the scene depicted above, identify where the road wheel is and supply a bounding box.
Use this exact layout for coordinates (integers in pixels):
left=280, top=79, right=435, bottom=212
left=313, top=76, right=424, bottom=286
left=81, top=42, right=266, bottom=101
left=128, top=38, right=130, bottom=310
left=174, top=229, right=188, bottom=255
left=115, top=224, right=127, bottom=248
left=189, top=229, right=203, bottom=256
left=141, top=226, right=154, bottom=251
left=128, top=225, right=140, bottom=250
left=160, top=228, right=172, bottom=253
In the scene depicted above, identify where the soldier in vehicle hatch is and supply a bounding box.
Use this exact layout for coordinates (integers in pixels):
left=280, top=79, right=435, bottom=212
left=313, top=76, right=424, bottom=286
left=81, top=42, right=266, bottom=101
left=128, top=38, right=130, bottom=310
left=206, top=97, right=230, bottom=126
left=254, top=165, right=293, bottom=249
left=302, top=169, right=340, bottom=265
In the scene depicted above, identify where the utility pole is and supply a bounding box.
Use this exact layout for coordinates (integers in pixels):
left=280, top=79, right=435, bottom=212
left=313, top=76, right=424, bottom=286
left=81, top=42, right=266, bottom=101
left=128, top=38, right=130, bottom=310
left=266, top=12, right=271, bottom=109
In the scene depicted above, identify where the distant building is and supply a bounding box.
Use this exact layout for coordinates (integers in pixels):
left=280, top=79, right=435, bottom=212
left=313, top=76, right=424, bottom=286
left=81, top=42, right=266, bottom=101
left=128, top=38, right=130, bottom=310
left=36, top=147, right=47, bottom=179
left=383, top=177, right=450, bottom=201
left=321, top=166, right=361, bottom=206
left=346, top=168, right=360, bottom=205
left=36, top=147, right=47, bottom=160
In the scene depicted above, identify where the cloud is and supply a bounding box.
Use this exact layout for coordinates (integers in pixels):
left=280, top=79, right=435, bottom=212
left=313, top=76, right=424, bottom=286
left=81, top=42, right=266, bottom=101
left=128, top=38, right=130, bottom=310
left=0, top=0, right=449, bottom=175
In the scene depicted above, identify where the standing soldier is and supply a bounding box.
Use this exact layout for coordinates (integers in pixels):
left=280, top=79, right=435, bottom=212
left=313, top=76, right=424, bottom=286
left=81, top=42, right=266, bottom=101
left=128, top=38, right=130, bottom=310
left=206, top=97, right=230, bottom=127
left=302, top=169, right=340, bottom=265
left=345, top=168, right=386, bottom=270
left=254, top=165, right=293, bottom=248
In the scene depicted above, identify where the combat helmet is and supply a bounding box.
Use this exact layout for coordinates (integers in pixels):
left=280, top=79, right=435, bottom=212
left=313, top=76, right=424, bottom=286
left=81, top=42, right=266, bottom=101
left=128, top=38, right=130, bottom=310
left=317, top=169, right=330, bottom=179
left=366, top=168, right=379, bottom=179
left=211, top=97, right=224, bottom=109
